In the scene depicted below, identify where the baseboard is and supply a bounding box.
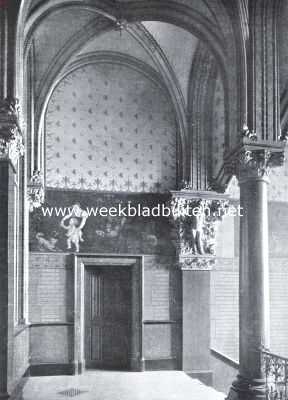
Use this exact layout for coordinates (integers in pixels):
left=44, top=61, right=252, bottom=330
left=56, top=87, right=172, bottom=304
left=186, top=370, right=213, bottom=386
left=130, top=357, right=144, bottom=372
left=144, top=358, right=179, bottom=371
left=28, top=363, right=74, bottom=376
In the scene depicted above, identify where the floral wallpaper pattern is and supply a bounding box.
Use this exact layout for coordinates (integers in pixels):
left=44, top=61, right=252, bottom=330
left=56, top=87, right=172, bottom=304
left=45, top=63, right=177, bottom=192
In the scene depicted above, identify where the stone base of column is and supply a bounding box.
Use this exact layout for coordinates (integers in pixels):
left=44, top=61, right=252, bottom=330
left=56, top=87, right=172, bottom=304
left=226, top=375, right=266, bottom=400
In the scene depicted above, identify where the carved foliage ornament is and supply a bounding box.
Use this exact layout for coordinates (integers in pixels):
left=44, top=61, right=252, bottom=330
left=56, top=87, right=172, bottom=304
left=27, top=171, right=45, bottom=212
left=179, top=255, right=215, bottom=271
left=241, top=124, right=258, bottom=141
left=0, top=98, right=24, bottom=166
left=170, top=195, right=229, bottom=270
left=227, top=148, right=285, bottom=181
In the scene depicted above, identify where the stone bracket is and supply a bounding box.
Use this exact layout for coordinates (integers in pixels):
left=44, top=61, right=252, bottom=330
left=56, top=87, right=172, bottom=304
left=27, top=170, right=45, bottom=211
left=170, top=190, right=229, bottom=270
left=0, top=98, right=24, bottom=169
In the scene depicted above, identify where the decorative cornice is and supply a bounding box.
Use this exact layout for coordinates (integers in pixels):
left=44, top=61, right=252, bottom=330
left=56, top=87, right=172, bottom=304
left=0, top=98, right=24, bottom=168
left=27, top=170, right=45, bottom=211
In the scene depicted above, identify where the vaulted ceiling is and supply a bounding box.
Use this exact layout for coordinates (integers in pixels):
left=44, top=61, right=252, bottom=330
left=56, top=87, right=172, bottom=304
left=17, top=0, right=245, bottom=194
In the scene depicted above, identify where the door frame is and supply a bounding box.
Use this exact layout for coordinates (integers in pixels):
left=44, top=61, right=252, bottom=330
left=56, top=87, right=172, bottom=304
left=73, top=254, right=143, bottom=373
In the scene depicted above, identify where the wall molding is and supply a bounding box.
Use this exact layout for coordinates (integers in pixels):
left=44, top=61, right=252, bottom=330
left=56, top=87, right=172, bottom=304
left=73, top=254, right=144, bottom=373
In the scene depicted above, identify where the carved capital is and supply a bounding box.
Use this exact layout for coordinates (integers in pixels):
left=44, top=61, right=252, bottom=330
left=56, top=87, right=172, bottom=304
left=170, top=190, right=229, bottom=270
left=0, top=98, right=24, bottom=167
left=226, top=147, right=285, bottom=183
left=0, top=97, right=20, bottom=117
left=27, top=170, right=45, bottom=211
left=225, top=126, right=286, bottom=183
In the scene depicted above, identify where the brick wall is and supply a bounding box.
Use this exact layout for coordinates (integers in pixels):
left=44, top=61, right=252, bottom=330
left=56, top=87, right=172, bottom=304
left=143, top=255, right=181, bottom=361
left=29, top=253, right=73, bottom=323
left=29, top=253, right=73, bottom=365
left=211, top=201, right=288, bottom=361
left=29, top=252, right=180, bottom=365
left=210, top=258, right=239, bottom=361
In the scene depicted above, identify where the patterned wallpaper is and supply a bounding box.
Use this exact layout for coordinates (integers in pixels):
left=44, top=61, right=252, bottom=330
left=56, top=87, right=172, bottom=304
left=45, top=63, right=177, bottom=192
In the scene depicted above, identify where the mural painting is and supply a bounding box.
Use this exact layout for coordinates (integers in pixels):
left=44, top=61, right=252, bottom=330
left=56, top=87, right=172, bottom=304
left=30, top=190, right=176, bottom=255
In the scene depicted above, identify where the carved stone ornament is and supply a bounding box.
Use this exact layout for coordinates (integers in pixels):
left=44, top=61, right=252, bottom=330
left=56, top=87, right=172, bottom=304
left=170, top=191, right=229, bottom=271
left=223, top=126, right=286, bottom=184
left=179, top=255, right=216, bottom=271
left=27, top=170, right=45, bottom=212
left=0, top=98, right=24, bottom=167
left=226, top=147, right=285, bottom=182
left=241, top=124, right=258, bottom=142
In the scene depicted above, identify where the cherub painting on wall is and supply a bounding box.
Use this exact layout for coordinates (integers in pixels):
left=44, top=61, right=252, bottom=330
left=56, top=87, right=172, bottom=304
left=60, top=203, right=88, bottom=252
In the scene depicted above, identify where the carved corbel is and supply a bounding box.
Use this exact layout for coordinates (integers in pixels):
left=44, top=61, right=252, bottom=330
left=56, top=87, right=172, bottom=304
left=170, top=190, right=229, bottom=270
left=27, top=170, right=45, bottom=212
left=225, top=145, right=285, bottom=183
left=223, top=125, right=286, bottom=185
left=0, top=97, right=24, bottom=168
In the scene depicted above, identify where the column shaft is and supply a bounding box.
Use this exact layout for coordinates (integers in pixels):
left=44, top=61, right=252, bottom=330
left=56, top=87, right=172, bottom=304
left=227, top=173, right=270, bottom=400
left=0, top=160, right=15, bottom=399
left=239, top=177, right=270, bottom=381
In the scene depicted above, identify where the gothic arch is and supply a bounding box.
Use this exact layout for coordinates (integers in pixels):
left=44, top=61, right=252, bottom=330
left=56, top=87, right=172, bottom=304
left=27, top=22, right=188, bottom=181
left=15, top=0, right=246, bottom=188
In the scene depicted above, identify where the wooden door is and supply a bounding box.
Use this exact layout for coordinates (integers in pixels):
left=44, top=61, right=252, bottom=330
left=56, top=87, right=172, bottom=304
left=84, top=266, right=132, bottom=370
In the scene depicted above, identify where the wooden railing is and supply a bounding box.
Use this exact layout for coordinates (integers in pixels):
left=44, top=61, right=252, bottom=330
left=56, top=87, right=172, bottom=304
left=262, top=350, right=288, bottom=399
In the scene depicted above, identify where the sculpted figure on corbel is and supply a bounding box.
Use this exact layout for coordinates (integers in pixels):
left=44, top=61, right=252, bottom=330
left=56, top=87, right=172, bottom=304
left=0, top=97, right=24, bottom=168
left=170, top=193, right=229, bottom=270
left=27, top=170, right=45, bottom=212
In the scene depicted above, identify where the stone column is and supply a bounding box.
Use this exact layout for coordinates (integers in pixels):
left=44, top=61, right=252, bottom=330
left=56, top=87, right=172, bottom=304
left=0, top=98, right=24, bottom=399
left=171, top=190, right=229, bottom=385
left=227, top=148, right=284, bottom=400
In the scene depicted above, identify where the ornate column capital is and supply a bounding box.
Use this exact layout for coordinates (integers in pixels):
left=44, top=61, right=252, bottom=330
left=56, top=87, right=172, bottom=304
left=27, top=170, right=45, bottom=212
left=0, top=98, right=24, bottom=168
left=170, top=190, right=229, bottom=271
left=224, top=133, right=286, bottom=184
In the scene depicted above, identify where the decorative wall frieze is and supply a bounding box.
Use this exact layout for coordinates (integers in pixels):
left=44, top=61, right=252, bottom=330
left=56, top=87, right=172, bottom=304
left=27, top=170, right=45, bottom=212
left=0, top=98, right=24, bottom=168
left=170, top=190, right=229, bottom=271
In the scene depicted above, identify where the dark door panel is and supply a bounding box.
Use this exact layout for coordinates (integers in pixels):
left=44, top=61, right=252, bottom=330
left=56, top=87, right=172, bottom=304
left=85, top=266, right=132, bottom=370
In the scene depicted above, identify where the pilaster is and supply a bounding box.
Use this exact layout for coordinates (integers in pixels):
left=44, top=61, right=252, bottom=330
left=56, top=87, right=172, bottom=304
left=170, top=189, right=229, bottom=384
left=0, top=97, right=23, bottom=399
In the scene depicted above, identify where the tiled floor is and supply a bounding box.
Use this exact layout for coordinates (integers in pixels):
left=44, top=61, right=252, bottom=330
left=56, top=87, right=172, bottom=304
left=21, top=371, right=226, bottom=400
